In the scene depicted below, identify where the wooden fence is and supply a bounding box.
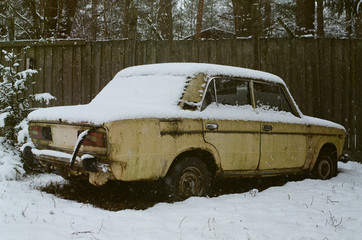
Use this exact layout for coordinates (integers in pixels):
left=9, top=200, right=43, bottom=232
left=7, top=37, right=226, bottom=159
left=0, top=39, right=361, bottom=151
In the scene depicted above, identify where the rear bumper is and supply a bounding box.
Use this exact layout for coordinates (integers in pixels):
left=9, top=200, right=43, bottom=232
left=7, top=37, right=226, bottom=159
left=22, top=146, right=110, bottom=173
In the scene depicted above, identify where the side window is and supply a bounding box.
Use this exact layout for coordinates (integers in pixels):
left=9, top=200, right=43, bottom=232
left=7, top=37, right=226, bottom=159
left=253, top=82, right=293, bottom=113
left=201, top=79, right=216, bottom=110
left=215, top=78, right=250, bottom=106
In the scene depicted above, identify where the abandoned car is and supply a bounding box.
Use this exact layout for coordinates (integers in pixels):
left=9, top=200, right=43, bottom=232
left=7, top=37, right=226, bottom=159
left=23, top=63, right=345, bottom=199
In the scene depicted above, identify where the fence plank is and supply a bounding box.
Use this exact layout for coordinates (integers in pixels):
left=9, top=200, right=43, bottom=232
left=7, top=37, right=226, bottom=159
left=25, top=46, right=35, bottom=108
left=103, top=42, right=113, bottom=87
left=91, top=42, right=101, bottom=99
left=289, top=39, right=305, bottom=112
left=318, top=39, right=333, bottom=120
left=135, top=40, right=147, bottom=65
left=267, top=39, right=280, bottom=76
left=278, top=39, right=291, bottom=87
left=72, top=46, right=82, bottom=105
left=44, top=46, right=53, bottom=106
left=258, top=39, right=269, bottom=73
left=198, top=40, right=210, bottom=63
left=350, top=41, right=357, bottom=149
left=145, top=40, right=157, bottom=64
left=342, top=41, right=351, bottom=148
left=242, top=40, right=254, bottom=69
left=355, top=40, right=362, bottom=149
left=124, top=40, right=136, bottom=67
left=217, top=39, right=233, bottom=66
left=62, top=46, right=73, bottom=106
left=232, top=40, right=244, bottom=67
left=304, top=39, right=319, bottom=116
left=111, top=40, right=125, bottom=75
left=207, top=40, right=217, bottom=64
left=156, top=40, right=172, bottom=63
left=52, top=46, right=63, bottom=105
left=82, top=43, right=92, bottom=104
left=99, top=42, right=107, bottom=91
left=332, top=40, right=343, bottom=125
left=33, top=46, right=45, bottom=108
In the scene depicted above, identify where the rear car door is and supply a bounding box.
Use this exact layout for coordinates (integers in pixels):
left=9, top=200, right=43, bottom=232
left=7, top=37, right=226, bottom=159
left=253, top=81, right=307, bottom=170
left=202, top=78, right=260, bottom=171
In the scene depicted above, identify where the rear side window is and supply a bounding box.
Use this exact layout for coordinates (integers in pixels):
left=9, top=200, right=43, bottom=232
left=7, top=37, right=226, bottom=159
left=201, top=78, right=251, bottom=110
left=253, top=82, right=293, bottom=113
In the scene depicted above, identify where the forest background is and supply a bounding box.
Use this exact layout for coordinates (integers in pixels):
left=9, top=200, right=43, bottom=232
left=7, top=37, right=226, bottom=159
left=0, top=0, right=361, bottom=41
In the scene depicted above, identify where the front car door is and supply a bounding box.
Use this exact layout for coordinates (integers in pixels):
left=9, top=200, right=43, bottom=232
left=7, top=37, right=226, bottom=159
left=252, top=81, right=307, bottom=170
left=202, top=77, right=260, bottom=171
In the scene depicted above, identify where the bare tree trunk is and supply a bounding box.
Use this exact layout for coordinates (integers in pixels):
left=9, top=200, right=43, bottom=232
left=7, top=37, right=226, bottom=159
left=44, top=0, right=58, bottom=38
left=262, top=0, right=271, bottom=36
left=345, top=4, right=353, bottom=37
left=25, top=0, right=41, bottom=38
left=232, top=0, right=253, bottom=37
left=122, top=0, right=131, bottom=38
left=296, top=0, right=315, bottom=36
left=195, top=0, right=204, bottom=40
left=60, top=0, right=77, bottom=38
left=7, top=16, right=15, bottom=40
left=129, top=7, right=138, bottom=40
left=251, top=0, right=261, bottom=38
left=355, top=6, right=362, bottom=38
left=317, top=0, right=324, bottom=37
left=157, top=0, right=173, bottom=40
left=90, top=0, right=98, bottom=40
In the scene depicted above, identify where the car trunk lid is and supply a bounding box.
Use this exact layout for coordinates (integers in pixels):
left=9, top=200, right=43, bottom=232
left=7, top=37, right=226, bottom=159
left=29, top=121, right=108, bottom=156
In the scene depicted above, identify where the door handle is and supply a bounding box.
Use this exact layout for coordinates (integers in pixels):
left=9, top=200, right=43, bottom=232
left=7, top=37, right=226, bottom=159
left=205, top=123, right=218, bottom=130
left=262, top=125, right=273, bottom=132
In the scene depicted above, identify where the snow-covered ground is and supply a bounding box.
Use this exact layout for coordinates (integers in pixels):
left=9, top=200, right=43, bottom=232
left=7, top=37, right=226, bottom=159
left=1, top=148, right=361, bottom=240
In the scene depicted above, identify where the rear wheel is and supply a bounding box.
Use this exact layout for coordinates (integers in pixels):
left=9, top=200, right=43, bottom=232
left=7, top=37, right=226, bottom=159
left=165, top=157, right=212, bottom=200
left=312, top=153, right=337, bottom=180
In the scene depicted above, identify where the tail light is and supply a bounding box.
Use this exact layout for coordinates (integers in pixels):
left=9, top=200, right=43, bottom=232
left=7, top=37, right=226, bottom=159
left=30, top=126, right=53, bottom=141
left=79, top=131, right=106, bottom=148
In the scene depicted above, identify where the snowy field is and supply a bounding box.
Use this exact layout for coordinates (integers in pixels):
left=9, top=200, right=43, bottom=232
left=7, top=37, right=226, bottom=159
left=1, top=149, right=361, bottom=240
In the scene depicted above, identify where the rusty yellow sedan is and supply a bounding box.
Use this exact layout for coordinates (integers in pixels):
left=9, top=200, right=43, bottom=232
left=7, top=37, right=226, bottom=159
left=23, top=63, right=345, bottom=199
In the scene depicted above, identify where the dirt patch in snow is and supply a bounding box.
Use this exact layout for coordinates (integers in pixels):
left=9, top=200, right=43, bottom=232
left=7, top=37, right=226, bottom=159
left=41, top=175, right=305, bottom=211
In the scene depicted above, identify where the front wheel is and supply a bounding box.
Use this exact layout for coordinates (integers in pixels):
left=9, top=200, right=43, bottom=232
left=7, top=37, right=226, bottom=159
left=164, top=157, right=212, bottom=200
left=312, top=153, right=337, bottom=180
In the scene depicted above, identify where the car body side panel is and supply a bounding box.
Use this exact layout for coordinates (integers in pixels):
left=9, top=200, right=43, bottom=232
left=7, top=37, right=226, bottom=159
left=259, top=122, right=307, bottom=170
left=306, top=125, right=345, bottom=170
left=203, top=120, right=260, bottom=171
left=105, top=118, right=219, bottom=181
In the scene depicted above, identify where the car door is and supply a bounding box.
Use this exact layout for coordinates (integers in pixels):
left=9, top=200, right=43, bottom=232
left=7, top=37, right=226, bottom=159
left=253, top=81, right=307, bottom=170
left=202, top=78, right=260, bottom=171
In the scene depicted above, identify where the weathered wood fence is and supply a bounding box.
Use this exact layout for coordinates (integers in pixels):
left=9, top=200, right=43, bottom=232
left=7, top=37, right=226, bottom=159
left=0, top=39, right=361, bottom=151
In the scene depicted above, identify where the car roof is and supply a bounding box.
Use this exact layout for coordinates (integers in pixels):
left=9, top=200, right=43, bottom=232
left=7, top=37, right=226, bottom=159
left=116, top=63, right=285, bottom=85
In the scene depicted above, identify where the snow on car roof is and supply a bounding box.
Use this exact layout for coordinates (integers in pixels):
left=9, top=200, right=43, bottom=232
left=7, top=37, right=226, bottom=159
left=116, top=63, right=284, bottom=84
left=27, top=63, right=344, bottom=130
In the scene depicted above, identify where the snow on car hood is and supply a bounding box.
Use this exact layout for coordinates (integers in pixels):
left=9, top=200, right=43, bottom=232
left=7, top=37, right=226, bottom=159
left=27, top=63, right=344, bottom=130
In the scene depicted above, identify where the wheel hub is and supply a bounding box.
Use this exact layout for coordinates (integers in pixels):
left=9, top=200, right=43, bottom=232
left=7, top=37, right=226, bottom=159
left=318, top=159, right=331, bottom=179
left=179, top=166, right=204, bottom=197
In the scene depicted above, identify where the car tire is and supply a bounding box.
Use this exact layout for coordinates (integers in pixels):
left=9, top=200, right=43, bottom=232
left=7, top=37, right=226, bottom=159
left=164, top=156, right=212, bottom=200
left=312, top=153, right=337, bottom=180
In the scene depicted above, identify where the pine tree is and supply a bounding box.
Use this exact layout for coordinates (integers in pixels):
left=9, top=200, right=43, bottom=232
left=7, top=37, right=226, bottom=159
left=0, top=48, right=55, bottom=143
